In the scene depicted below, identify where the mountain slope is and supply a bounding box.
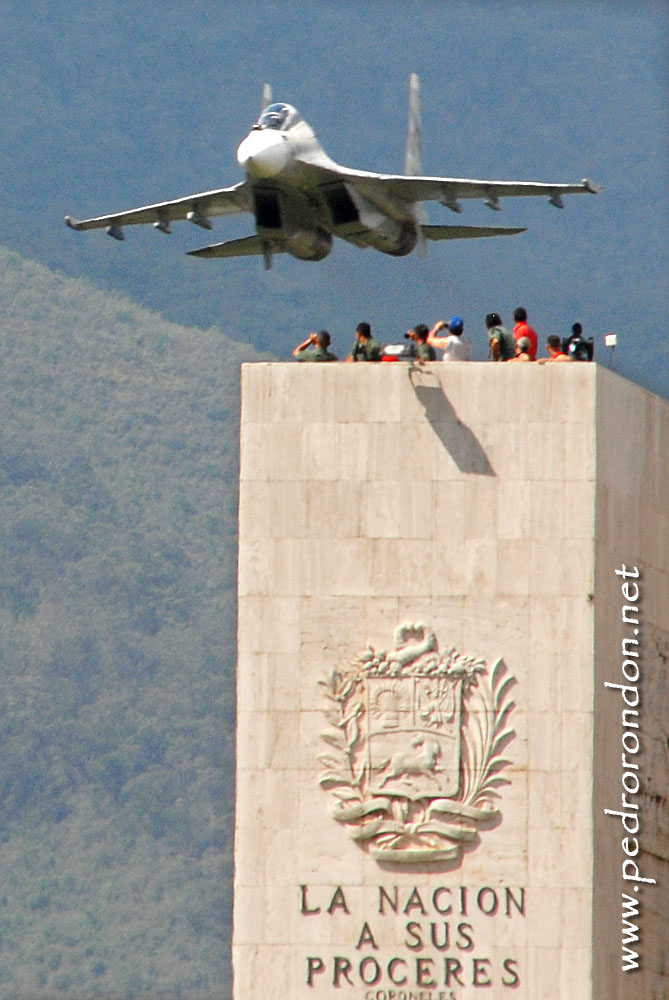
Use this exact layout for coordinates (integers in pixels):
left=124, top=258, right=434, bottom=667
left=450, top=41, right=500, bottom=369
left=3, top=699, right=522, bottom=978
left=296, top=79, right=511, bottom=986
left=0, top=245, right=260, bottom=998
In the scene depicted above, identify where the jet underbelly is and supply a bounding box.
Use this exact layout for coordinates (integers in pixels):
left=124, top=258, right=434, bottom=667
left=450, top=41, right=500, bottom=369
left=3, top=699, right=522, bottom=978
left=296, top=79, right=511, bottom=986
left=321, top=182, right=416, bottom=255
left=253, top=186, right=332, bottom=261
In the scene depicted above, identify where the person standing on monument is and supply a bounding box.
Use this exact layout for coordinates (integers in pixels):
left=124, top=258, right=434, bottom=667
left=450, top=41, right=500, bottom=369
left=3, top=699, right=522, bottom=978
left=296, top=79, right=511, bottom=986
left=506, top=336, right=533, bottom=362
left=512, top=307, right=538, bottom=361
left=292, top=330, right=338, bottom=362
left=407, top=324, right=437, bottom=363
left=537, top=334, right=573, bottom=363
left=486, top=312, right=516, bottom=362
left=346, top=322, right=383, bottom=362
left=426, top=316, right=472, bottom=361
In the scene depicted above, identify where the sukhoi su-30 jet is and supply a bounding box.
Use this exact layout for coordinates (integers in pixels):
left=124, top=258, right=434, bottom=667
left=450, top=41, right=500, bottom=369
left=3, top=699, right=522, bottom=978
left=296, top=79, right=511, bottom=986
left=65, top=75, right=601, bottom=268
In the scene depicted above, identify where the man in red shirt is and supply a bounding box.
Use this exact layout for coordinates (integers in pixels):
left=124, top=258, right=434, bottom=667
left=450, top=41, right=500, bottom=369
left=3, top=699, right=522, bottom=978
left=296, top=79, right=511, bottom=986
left=538, top=334, right=573, bottom=363
left=513, top=307, right=538, bottom=361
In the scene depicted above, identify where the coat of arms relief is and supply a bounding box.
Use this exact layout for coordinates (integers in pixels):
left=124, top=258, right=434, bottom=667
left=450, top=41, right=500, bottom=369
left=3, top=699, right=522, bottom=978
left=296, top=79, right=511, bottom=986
left=318, top=623, right=516, bottom=863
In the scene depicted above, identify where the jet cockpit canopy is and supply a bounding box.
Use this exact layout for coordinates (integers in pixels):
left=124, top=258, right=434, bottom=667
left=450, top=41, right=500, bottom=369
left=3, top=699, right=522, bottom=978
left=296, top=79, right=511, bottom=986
left=257, top=103, right=301, bottom=131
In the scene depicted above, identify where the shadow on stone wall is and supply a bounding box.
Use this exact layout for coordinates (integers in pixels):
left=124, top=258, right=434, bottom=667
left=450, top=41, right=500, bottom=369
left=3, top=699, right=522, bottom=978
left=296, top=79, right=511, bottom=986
left=409, top=373, right=496, bottom=477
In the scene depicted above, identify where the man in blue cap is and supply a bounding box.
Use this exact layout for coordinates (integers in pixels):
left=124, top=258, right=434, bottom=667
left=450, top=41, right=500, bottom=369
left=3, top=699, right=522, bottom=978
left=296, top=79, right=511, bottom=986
left=426, top=316, right=473, bottom=361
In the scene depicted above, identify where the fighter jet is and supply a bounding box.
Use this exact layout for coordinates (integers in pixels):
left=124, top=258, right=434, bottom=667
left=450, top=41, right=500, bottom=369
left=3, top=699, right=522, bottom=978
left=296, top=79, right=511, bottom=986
left=65, top=75, right=601, bottom=269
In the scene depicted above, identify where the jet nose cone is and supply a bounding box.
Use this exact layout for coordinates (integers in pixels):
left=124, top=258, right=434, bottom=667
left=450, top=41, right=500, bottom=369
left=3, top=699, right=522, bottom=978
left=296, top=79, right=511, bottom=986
left=237, top=130, right=290, bottom=178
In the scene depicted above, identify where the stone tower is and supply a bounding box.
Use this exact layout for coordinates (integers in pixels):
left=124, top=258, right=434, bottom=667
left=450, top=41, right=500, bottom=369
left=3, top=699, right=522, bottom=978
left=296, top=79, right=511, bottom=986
left=234, top=362, right=667, bottom=999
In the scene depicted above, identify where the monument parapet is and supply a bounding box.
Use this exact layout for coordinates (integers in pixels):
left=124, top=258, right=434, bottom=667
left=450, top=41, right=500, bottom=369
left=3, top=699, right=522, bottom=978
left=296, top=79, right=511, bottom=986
left=234, top=362, right=667, bottom=1000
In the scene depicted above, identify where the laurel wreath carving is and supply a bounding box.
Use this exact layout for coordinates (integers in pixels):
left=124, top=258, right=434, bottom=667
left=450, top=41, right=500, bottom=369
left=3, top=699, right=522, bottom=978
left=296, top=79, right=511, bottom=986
left=318, top=626, right=516, bottom=863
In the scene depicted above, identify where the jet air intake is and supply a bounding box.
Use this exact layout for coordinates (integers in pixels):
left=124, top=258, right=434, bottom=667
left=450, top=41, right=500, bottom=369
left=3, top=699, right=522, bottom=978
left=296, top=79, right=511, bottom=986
left=253, top=187, right=333, bottom=261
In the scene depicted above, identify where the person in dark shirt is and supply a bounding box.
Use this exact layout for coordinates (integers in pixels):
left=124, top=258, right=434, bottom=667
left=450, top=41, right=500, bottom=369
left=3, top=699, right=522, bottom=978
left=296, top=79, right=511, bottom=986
left=346, top=322, right=383, bottom=362
left=293, top=330, right=338, bottom=362
left=562, top=322, right=594, bottom=361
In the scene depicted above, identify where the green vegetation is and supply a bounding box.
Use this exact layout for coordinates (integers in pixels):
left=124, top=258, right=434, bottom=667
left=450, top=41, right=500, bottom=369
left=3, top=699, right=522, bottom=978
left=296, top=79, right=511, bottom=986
left=0, top=245, right=263, bottom=998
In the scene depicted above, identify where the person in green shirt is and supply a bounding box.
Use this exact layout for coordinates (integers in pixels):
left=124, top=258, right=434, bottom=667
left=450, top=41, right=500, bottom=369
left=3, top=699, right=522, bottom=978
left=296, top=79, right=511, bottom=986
left=346, top=322, right=383, bottom=362
left=408, top=324, right=437, bottom=362
left=485, top=312, right=516, bottom=362
left=293, top=330, right=338, bottom=362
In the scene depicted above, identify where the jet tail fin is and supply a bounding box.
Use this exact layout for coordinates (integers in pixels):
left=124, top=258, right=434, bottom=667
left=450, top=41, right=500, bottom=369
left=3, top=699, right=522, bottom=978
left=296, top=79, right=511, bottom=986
left=261, top=83, right=273, bottom=113
left=405, top=72, right=422, bottom=175
left=405, top=73, right=427, bottom=257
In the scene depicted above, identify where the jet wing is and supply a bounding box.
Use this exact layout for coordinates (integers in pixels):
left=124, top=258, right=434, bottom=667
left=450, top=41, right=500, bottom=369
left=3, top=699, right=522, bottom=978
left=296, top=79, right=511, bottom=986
left=65, top=181, right=251, bottom=237
left=372, top=174, right=601, bottom=207
left=188, top=235, right=288, bottom=259
left=422, top=224, right=526, bottom=240
left=306, top=161, right=601, bottom=210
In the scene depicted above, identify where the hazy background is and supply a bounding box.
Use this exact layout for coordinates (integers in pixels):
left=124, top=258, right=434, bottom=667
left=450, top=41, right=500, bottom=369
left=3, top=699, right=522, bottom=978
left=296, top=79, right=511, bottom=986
left=1, top=0, right=667, bottom=391
left=0, top=2, right=665, bottom=998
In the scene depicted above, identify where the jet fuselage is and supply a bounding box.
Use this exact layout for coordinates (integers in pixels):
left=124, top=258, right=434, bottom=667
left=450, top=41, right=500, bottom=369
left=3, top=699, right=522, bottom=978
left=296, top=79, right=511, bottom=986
left=235, top=103, right=417, bottom=260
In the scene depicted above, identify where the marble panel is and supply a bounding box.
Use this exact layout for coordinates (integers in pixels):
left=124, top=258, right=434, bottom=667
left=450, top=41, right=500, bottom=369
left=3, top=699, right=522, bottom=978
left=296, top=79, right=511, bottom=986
left=267, top=480, right=307, bottom=538
left=359, top=480, right=404, bottom=538
left=564, top=479, right=596, bottom=538
left=237, top=539, right=271, bottom=597
left=266, top=652, right=302, bottom=711
left=238, top=478, right=272, bottom=539
left=237, top=709, right=300, bottom=771
left=527, top=710, right=563, bottom=771
left=334, top=422, right=371, bottom=481
left=563, top=362, right=596, bottom=423
left=238, top=595, right=301, bottom=655
left=526, top=824, right=592, bottom=890
left=463, top=476, right=499, bottom=539
left=558, top=948, right=592, bottom=999
left=239, top=422, right=269, bottom=481
left=233, top=944, right=295, bottom=999
left=563, top=420, right=596, bottom=481
left=233, top=884, right=266, bottom=945
left=496, top=538, right=531, bottom=595
left=493, top=421, right=533, bottom=481
left=430, top=539, right=470, bottom=595
left=331, top=366, right=374, bottom=424
left=463, top=538, right=499, bottom=595
left=292, top=362, right=338, bottom=425
left=496, top=479, right=532, bottom=539
left=432, top=479, right=468, bottom=543
left=366, top=421, right=405, bottom=480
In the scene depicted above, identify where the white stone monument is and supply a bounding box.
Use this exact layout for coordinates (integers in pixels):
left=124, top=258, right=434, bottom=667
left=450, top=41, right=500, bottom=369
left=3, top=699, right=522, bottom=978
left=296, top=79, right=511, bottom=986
left=234, top=362, right=667, bottom=1000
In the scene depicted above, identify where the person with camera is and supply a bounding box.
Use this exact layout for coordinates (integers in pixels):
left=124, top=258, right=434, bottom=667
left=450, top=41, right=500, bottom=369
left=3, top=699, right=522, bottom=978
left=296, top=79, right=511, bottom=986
left=407, top=324, right=436, bottom=363
left=562, top=322, right=594, bottom=361
left=426, top=316, right=472, bottom=361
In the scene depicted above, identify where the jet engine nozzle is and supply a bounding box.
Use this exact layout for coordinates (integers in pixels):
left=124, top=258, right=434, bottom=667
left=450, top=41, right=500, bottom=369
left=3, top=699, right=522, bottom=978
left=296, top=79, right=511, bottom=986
left=237, top=130, right=290, bottom=178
